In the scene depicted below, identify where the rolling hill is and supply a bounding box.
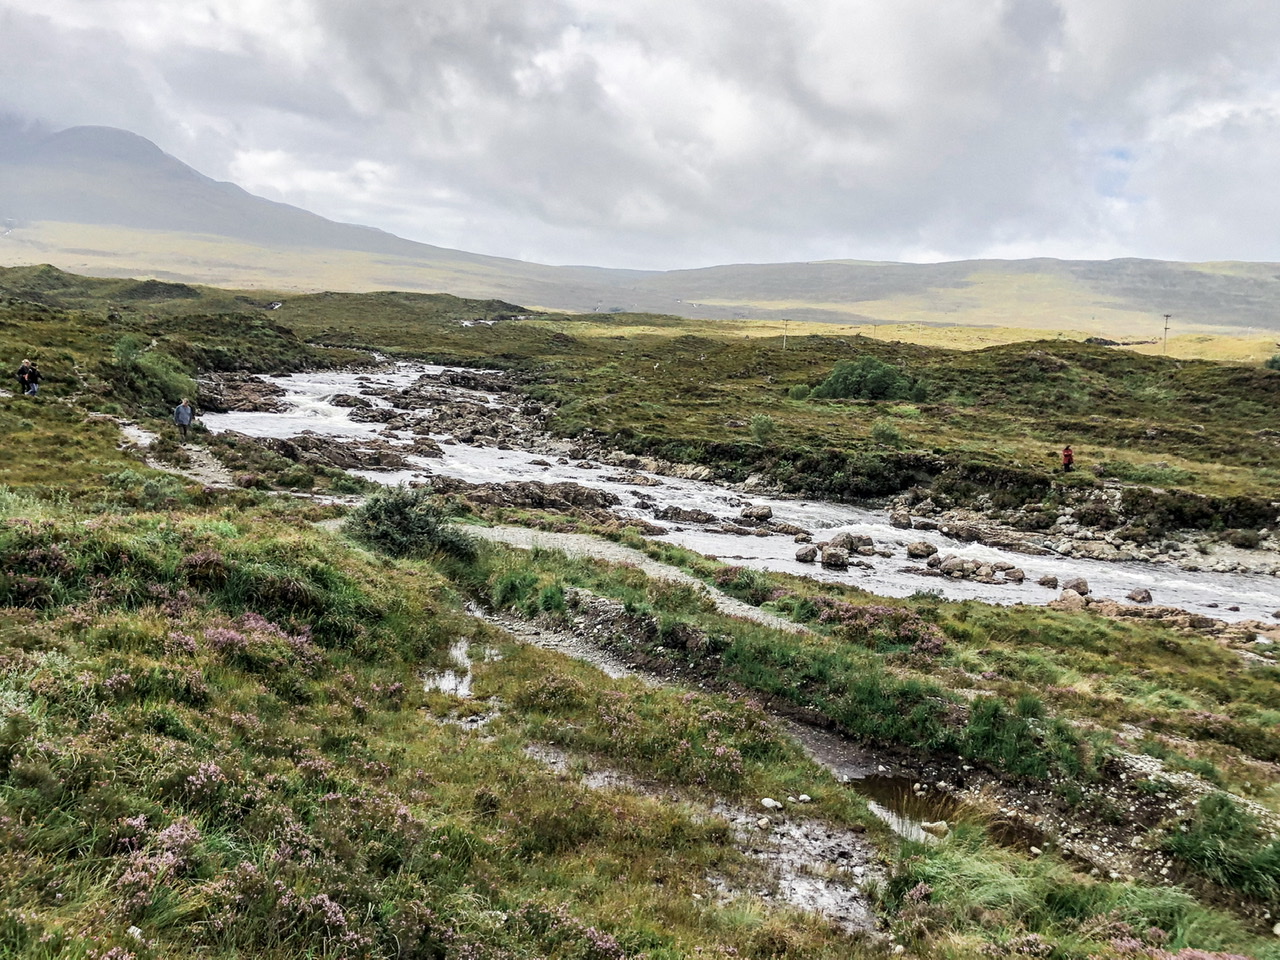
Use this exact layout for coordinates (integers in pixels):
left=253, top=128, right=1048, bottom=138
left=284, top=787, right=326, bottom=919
left=3, top=123, right=1280, bottom=337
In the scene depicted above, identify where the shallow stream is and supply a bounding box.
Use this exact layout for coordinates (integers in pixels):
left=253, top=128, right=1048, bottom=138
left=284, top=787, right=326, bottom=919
left=202, top=364, right=1280, bottom=623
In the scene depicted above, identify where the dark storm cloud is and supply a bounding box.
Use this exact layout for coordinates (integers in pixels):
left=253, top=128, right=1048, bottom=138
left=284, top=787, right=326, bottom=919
left=2, top=0, right=1280, bottom=267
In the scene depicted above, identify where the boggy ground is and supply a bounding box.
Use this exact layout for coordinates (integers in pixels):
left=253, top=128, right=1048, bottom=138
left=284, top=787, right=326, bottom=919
left=475, top=561, right=1277, bottom=922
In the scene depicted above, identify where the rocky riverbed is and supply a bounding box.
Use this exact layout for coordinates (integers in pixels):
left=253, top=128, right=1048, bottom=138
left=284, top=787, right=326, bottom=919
left=199, top=362, right=1280, bottom=627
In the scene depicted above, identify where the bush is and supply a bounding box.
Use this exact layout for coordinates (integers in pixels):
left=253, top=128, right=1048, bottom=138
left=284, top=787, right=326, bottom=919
left=1265, top=354, right=1280, bottom=371
left=750, top=413, right=777, bottom=443
left=811, top=355, right=924, bottom=402
left=343, top=485, right=478, bottom=560
left=871, top=419, right=903, bottom=446
left=787, top=384, right=810, bottom=401
left=107, top=334, right=198, bottom=410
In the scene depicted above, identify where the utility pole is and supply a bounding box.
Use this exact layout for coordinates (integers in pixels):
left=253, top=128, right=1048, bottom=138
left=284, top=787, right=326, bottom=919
left=1163, top=314, right=1172, bottom=354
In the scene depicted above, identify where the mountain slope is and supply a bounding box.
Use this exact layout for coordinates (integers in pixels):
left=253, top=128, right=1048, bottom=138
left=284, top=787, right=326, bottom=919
left=3, top=124, right=1280, bottom=334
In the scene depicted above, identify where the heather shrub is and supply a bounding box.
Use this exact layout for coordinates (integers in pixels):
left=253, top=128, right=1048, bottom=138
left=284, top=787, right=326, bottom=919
left=344, top=484, right=477, bottom=560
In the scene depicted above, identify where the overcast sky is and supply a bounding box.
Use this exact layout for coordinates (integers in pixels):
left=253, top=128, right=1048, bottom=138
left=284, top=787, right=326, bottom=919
left=3, top=0, right=1280, bottom=270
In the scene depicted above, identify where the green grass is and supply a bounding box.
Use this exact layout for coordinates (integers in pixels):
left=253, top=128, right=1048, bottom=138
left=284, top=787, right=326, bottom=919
left=5, top=263, right=1280, bottom=958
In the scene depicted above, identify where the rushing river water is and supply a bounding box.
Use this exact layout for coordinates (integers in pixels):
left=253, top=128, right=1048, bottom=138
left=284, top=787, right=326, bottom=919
left=203, top=364, right=1280, bottom=624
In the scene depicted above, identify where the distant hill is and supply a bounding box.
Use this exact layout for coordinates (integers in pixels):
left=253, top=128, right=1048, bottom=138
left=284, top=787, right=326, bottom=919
left=3, top=123, right=1280, bottom=335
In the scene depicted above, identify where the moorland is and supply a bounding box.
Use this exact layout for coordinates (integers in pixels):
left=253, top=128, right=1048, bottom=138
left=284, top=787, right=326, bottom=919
left=1, top=263, right=1280, bottom=960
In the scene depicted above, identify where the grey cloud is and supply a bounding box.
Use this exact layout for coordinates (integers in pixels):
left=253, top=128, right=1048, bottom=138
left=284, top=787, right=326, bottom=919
left=2, top=0, right=1280, bottom=268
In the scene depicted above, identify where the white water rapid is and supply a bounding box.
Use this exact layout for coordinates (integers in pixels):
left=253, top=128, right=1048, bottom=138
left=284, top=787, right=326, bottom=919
left=202, top=364, right=1280, bottom=625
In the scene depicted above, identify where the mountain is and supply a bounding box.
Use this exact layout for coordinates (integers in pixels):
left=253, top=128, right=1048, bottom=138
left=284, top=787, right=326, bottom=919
left=3, top=123, right=1280, bottom=335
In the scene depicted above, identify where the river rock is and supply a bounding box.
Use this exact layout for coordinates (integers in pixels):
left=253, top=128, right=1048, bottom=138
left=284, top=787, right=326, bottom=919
left=820, top=547, right=849, bottom=569
left=198, top=373, right=287, bottom=413
left=263, top=434, right=415, bottom=471
left=431, top=477, right=621, bottom=512
left=889, top=510, right=913, bottom=529
left=906, top=541, right=938, bottom=559
left=1056, top=588, right=1087, bottom=611
left=1127, top=588, right=1153, bottom=603
left=767, top=521, right=809, bottom=536
left=829, top=532, right=873, bottom=551
left=330, top=393, right=372, bottom=408
left=654, top=506, right=718, bottom=524
left=912, top=519, right=939, bottom=531
left=1062, top=577, right=1090, bottom=595
left=919, top=820, right=950, bottom=838
left=796, top=545, right=819, bottom=563
left=1004, top=567, right=1026, bottom=582
left=739, top=504, right=773, bottom=523
left=1038, top=575, right=1059, bottom=588
left=794, top=533, right=813, bottom=543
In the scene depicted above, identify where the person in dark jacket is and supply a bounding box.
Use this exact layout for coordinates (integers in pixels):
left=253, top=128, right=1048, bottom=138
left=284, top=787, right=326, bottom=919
left=1062, top=445, right=1074, bottom=472
left=14, top=359, right=31, bottom=393
left=174, top=398, right=194, bottom=440
left=23, top=362, right=41, bottom=395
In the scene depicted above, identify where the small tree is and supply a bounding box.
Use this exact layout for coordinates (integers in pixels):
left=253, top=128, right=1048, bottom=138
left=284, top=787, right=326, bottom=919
left=750, top=414, right=777, bottom=444
left=1265, top=355, right=1280, bottom=371
left=811, top=356, right=919, bottom=401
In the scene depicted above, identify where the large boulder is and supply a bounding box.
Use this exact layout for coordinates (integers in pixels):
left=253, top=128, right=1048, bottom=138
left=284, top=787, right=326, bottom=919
left=795, top=545, right=819, bottom=563
left=654, top=506, right=718, bottom=524
left=829, top=532, right=874, bottom=552
left=739, top=504, right=774, bottom=523
left=889, top=511, right=913, bottom=529
left=1057, top=588, right=1088, bottom=611
left=1062, top=577, right=1090, bottom=595
left=1126, top=588, right=1153, bottom=603
left=907, top=541, right=938, bottom=559
left=820, top=547, right=850, bottom=569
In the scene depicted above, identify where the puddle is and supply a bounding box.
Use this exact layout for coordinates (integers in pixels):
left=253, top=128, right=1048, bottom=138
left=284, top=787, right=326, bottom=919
left=422, top=639, right=500, bottom=698
left=786, top=720, right=1059, bottom=854
left=523, top=743, right=881, bottom=933
left=854, top=776, right=963, bottom=844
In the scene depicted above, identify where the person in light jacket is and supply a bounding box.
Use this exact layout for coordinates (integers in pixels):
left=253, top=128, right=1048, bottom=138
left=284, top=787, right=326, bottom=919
left=174, top=398, right=194, bottom=440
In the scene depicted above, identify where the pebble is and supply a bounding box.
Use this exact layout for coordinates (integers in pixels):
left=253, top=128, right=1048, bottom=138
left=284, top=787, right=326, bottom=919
left=761, top=797, right=783, bottom=810
left=798, top=794, right=812, bottom=803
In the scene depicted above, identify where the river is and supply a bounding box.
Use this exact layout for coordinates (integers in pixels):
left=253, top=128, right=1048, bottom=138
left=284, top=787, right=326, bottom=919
left=202, top=363, right=1280, bottom=625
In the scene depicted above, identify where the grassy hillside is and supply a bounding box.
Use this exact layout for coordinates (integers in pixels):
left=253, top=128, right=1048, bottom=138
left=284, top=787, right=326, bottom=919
left=3, top=271, right=1280, bottom=958
left=4, top=264, right=1280, bottom=508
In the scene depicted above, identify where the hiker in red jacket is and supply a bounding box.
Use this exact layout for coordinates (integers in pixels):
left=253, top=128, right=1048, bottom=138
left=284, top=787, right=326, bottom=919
left=1062, top=445, right=1074, bottom=472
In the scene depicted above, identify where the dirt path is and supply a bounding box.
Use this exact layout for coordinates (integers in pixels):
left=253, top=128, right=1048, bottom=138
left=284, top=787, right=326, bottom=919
left=470, top=525, right=810, bottom=635
left=112, top=419, right=235, bottom=487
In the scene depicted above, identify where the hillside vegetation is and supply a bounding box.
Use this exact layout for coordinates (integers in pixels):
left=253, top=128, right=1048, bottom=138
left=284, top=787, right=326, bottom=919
left=2, top=266, right=1280, bottom=959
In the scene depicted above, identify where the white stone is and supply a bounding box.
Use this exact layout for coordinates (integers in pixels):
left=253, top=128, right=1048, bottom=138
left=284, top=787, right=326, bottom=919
left=798, top=794, right=812, bottom=803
